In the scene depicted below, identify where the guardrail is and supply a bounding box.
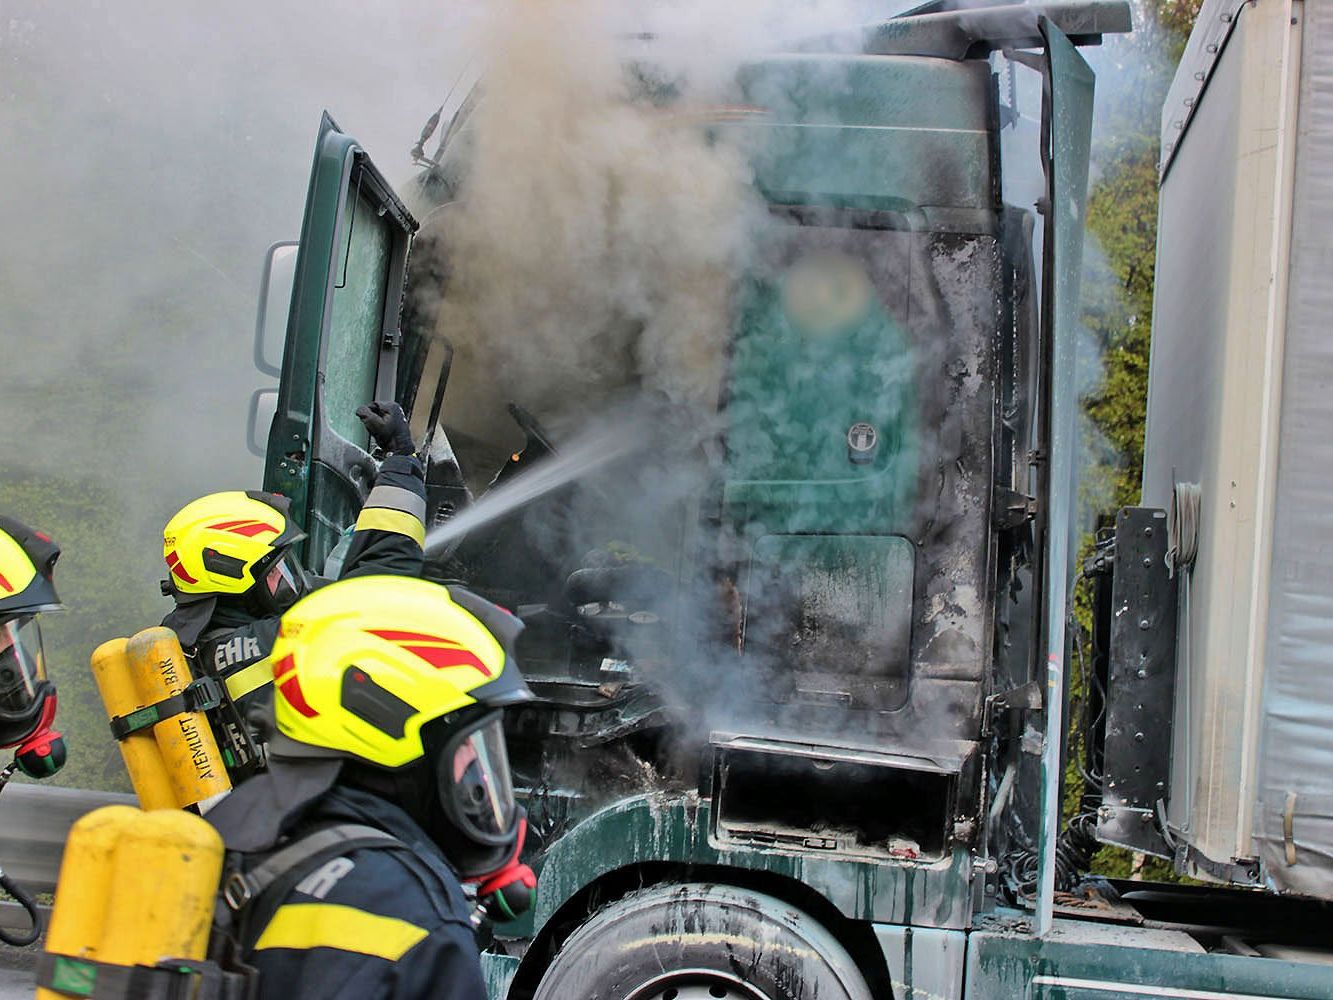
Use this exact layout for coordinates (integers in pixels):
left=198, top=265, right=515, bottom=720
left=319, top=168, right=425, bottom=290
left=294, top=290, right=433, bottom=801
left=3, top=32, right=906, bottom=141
left=0, top=785, right=134, bottom=894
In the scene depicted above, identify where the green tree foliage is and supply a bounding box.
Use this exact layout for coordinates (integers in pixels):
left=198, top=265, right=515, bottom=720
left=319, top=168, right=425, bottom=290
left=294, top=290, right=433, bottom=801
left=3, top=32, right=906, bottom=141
left=1069, top=0, right=1203, bottom=882
left=1083, top=0, right=1204, bottom=512
left=1156, top=0, right=1209, bottom=47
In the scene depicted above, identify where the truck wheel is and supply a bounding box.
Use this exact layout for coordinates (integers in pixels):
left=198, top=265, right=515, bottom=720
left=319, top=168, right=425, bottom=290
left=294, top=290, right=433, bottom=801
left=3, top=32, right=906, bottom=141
left=531, top=883, right=874, bottom=1000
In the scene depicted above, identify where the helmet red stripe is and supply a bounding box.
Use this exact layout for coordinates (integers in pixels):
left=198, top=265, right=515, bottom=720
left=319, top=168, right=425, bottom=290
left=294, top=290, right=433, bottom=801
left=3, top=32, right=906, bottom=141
left=401, top=644, right=493, bottom=677
left=165, top=551, right=199, bottom=585
left=272, top=653, right=296, bottom=680
left=0, top=571, right=11, bottom=594
left=206, top=519, right=279, bottom=537
left=278, top=675, right=318, bottom=718
left=366, top=630, right=492, bottom=675
left=367, top=629, right=462, bottom=646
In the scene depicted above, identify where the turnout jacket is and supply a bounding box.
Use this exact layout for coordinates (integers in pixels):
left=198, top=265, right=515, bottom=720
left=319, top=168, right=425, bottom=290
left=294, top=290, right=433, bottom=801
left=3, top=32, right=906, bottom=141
left=163, top=455, right=428, bottom=714
left=212, top=784, right=486, bottom=1000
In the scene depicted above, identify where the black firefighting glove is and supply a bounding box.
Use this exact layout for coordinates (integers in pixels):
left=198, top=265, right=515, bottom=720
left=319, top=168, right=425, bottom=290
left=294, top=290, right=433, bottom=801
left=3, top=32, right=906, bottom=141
left=356, top=401, right=415, bottom=456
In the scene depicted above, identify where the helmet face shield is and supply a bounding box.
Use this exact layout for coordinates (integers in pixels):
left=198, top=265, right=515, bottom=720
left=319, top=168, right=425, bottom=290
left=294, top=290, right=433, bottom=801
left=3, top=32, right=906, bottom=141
left=265, top=552, right=303, bottom=608
left=256, top=548, right=311, bottom=615
left=438, top=713, right=517, bottom=846
left=0, top=615, right=53, bottom=747
left=0, top=616, right=46, bottom=711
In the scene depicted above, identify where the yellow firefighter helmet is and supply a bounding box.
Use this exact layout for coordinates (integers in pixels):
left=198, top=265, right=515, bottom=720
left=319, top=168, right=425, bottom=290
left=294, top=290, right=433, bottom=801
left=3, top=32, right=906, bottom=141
left=0, top=516, right=63, bottom=754
left=0, top=517, right=61, bottom=619
left=162, top=491, right=307, bottom=607
left=269, top=575, right=532, bottom=769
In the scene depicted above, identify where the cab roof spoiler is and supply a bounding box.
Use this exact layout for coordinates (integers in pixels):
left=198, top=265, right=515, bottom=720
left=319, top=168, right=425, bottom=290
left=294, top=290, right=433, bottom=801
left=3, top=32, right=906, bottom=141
left=799, top=1, right=1133, bottom=59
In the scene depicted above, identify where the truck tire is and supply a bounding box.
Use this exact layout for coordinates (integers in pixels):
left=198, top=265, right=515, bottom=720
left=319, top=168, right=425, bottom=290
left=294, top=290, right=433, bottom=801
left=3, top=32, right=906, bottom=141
left=531, top=882, right=875, bottom=1000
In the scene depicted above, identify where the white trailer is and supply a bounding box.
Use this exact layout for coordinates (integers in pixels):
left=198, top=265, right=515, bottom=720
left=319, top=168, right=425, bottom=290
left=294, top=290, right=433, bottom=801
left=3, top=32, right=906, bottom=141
left=1145, top=0, right=1333, bottom=900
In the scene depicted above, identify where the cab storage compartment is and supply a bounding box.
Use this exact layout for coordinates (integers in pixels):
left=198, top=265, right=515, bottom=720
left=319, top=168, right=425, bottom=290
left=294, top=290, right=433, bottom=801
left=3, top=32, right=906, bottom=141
left=709, top=734, right=955, bottom=861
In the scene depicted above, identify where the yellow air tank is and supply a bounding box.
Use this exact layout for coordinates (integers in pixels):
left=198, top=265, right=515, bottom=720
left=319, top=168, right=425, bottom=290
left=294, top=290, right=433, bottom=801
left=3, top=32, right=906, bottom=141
left=91, top=628, right=231, bottom=810
left=38, top=807, right=224, bottom=999
left=36, top=804, right=139, bottom=1000
left=125, top=627, right=231, bottom=808
left=90, top=639, right=176, bottom=810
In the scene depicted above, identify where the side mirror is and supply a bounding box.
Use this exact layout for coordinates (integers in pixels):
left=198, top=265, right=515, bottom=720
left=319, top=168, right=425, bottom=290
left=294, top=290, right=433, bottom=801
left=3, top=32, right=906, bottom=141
left=246, top=387, right=279, bottom=458
left=254, top=242, right=298, bottom=377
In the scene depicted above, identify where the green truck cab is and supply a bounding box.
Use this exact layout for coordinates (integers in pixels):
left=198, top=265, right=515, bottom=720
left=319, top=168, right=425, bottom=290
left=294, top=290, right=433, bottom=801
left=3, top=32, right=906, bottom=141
left=253, top=3, right=1333, bottom=996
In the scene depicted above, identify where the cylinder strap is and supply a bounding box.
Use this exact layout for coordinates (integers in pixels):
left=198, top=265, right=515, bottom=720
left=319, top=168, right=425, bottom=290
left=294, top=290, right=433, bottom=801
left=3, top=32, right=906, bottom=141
left=36, top=950, right=234, bottom=1000
left=108, top=676, right=227, bottom=741
left=222, top=824, right=401, bottom=912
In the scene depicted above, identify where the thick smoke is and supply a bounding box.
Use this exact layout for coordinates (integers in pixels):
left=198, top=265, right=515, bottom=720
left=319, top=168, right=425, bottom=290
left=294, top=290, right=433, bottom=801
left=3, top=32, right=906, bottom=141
left=414, top=1, right=1001, bottom=766
left=422, top=0, right=897, bottom=452
left=427, top=0, right=757, bottom=451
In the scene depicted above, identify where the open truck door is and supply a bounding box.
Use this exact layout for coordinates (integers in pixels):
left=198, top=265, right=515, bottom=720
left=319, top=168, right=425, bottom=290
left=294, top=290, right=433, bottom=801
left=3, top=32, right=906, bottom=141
left=1030, top=16, right=1096, bottom=939
left=257, top=113, right=419, bottom=570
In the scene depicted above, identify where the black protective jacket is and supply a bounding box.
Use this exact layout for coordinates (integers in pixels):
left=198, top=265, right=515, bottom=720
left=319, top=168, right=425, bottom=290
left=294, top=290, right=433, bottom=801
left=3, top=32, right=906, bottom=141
left=216, top=784, right=486, bottom=1000
left=163, top=455, right=428, bottom=714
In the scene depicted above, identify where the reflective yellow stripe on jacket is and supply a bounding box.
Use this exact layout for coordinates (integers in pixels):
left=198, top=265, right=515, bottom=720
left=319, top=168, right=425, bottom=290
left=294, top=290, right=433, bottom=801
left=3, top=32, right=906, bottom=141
left=253, top=903, right=428, bottom=960
left=354, top=507, right=425, bottom=547
left=223, top=657, right=272, bottom=702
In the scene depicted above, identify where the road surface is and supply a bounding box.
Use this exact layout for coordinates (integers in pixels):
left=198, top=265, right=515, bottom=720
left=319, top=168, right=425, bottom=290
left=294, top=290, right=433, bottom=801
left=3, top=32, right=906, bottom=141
left=0, top=944, right=36, bottom=999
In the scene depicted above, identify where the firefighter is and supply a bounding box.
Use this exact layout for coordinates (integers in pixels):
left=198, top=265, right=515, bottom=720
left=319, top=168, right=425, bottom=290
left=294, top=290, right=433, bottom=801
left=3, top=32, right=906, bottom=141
left=206, top=574, right=535, bottom=1000
left=0, top=516, right=67, bottom=778
left=0, top=517, right=69, bottom=949
left=161, top=401, right=425, bottom=718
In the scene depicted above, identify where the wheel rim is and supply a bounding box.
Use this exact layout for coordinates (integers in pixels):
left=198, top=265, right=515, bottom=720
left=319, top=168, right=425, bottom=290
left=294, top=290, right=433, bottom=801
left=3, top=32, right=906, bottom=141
left=624, top=969, right=774, bottom=1000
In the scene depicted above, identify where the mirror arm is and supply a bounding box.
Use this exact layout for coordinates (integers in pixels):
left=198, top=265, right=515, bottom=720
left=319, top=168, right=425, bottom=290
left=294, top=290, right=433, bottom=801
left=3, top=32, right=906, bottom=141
left=246, top=387, right=279, bottom=458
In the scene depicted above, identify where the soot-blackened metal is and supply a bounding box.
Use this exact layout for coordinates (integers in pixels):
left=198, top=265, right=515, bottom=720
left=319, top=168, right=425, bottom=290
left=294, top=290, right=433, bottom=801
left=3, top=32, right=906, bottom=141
left=1096, top=507, right=1178, bottom=858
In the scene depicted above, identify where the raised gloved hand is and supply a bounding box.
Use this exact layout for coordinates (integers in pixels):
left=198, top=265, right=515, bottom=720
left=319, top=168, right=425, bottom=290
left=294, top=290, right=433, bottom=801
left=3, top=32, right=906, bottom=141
left=356, top=401, right=414, bottom=456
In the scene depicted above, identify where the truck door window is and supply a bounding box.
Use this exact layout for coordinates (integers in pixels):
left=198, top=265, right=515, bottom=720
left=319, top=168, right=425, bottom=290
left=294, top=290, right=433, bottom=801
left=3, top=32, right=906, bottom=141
left=325, top=182, right=392, bottom=447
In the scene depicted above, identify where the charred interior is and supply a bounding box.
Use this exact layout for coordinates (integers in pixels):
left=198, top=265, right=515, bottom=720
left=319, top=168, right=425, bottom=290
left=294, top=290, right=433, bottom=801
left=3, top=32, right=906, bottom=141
left=712, top=740, right=954, bottom=861
left=392, top=36, right=1056, bottom=897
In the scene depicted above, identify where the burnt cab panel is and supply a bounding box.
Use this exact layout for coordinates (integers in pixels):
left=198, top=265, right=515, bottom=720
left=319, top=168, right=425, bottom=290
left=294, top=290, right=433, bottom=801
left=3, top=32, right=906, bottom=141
left=721, top=226, right=998, bottom=724
left=735, top=54, right=994, bottom=213
left=719, top=54, right=998, bottom=740
left=742, top=534, right=916, bottom=710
